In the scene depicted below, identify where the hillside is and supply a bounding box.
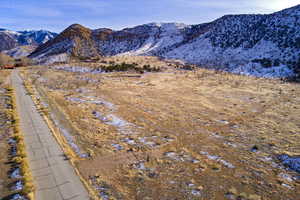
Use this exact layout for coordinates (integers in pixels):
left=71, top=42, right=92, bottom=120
left=3, top=45, right=37, bottom=58
left=0, top=28, right=57, bottom=52
left=29, top=5, right=300, bottom=78
left=30, top=24, right=100, bottom=64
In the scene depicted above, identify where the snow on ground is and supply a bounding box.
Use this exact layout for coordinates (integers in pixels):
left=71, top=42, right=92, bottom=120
left=107, top=23, right=188, bottom=57
left=54, top=65, right=103, bottom=74
left=36, top=53, right=69, bottom=65
left=10, top=168, right=22, bottom=179
left=93, top=111, right=133, bottom=135
left=164, top=151, right=200, bottom=163
left=68, top=96, right=115, bottom=110
left=278, top=154, right=300, bottom=173
left=12, top=180, right=23, bottom=191
left=51, top=113, right=88, bottom=158
left=11, top=194, right=27, bottom=200
left=200, top=151, right=235, bottom=168
left=3, top=46, right=36, bottom=58
left=231, top=63, right=294, bottom=78
left=165, top=37, right=296, bottom=78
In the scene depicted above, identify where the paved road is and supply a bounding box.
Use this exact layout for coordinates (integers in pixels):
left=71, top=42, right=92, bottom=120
left=11, top=70, right=90, bottom=200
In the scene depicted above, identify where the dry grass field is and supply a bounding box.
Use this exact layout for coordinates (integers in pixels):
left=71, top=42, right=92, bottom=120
left=0, top=70, right=14, bottom=199
left=22, top=56, right=300, bottom=200
left=0, top=70, right=34, bottom=200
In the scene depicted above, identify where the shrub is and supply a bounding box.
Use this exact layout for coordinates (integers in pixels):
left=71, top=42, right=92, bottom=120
left=12, top=156, right=23, bottom=164
left=273, top=59, right=280, bottom=66
left=252, top=58, right=273, bottom=68
left=15, top=57, right=33, bottom=67
left=101, top=62, right=160, bottom=73
left=181, top=65, right=195, bottom=70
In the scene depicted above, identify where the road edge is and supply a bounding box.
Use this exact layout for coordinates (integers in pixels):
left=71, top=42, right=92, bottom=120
left=19, top=69, right=99, bottom=200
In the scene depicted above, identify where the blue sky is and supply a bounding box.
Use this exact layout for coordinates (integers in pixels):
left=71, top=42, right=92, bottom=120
left=0, top=0, right=299, bottom=32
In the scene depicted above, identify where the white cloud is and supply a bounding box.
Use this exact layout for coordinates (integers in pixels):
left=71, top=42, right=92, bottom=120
left=256, top=0, right=300, bottom=11
left=173, top=0, right=299, bottom=13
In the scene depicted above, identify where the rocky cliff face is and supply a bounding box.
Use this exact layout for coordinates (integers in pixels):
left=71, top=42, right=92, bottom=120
left=30, top=5, right=300, bottom=77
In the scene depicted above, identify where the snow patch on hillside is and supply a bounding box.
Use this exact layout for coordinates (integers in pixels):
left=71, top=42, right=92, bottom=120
left=232, top=63, right=294, bottom=78
left=165, top=37, right=296, bottom=78
left=28, top=6, right=300, bottom=78
left=34, top=53, right=69, bottom=65
left=3, top=46, right=36, bottom=58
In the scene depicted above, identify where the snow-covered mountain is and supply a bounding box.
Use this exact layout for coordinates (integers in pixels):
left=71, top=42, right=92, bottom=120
left=0, top=29, right=57, bottom=51
left=30, top=5, right=300, bottom=78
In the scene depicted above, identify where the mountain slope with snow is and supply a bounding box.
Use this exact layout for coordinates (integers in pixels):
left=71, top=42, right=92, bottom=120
left=30, top=24, right=100, bottom=63
left=164, top=6, right=300, bottom=78
left=30, top=5, right=300, bottom=78
left=3, top=45, right=37, bottom=58
left=0, top=28, right=57, bottom=52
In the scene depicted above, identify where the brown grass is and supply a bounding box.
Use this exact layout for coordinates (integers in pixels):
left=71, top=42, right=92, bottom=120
left=22, top=58, right=300, bottom=200
left=0, top=70, right=34, bottom=200
left=21, top=71, right=99, bottom=200
left=8, top=87, right=35, bottom=199
left=0, top=71, right=14, bottom=199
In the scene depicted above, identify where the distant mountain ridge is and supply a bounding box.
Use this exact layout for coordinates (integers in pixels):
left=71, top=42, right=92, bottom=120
left=0, top=29, right=57, bottom=51
left=29, top=5, right=300, bottom=77
left=4, top=5, right=300, bottom=78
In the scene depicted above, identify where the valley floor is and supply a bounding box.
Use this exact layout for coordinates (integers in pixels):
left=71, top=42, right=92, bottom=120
left=22, top=59, right=300, bottom=200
